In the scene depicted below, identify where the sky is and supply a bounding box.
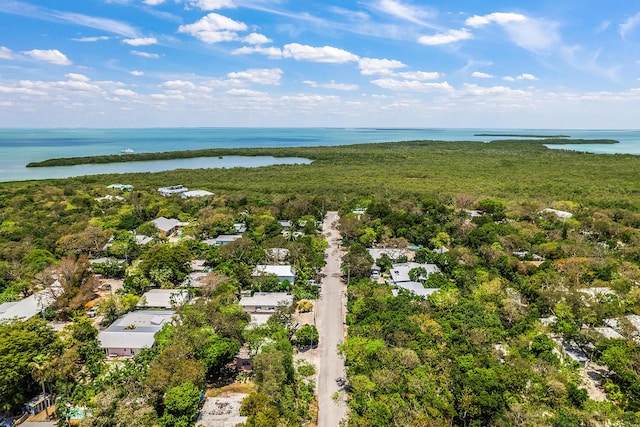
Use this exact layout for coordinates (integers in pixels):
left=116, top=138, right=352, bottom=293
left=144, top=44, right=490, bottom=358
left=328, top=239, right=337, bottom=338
left=1, top=0, right=640, bottom=128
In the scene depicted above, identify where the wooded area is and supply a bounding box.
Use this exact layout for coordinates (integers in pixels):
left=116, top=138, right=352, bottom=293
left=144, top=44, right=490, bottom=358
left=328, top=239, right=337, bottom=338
left=1, top=140, right=640, bottom=426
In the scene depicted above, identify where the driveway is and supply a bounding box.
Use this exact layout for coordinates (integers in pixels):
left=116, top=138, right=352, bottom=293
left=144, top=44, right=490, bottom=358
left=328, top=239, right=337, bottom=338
left=316, top=211, right=348, bottom=427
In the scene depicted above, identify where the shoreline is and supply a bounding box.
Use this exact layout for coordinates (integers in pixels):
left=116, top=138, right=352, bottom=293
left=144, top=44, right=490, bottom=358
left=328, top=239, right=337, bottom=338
left=26, top=138, right=620, bottom=168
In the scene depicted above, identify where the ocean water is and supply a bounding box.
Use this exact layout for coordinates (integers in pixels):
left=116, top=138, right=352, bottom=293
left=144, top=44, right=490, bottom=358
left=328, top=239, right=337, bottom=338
left=0, top=128, right=639, bottom=182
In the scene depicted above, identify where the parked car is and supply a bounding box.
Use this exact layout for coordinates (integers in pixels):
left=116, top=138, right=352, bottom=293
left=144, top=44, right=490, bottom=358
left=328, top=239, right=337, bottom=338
left=87, top=307, right=99, bottom=318
left=0, top=417, right=15, bottom=427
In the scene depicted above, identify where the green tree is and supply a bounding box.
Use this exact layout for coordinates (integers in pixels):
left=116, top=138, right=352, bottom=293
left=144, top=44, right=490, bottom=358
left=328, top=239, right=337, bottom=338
left=158, top=381, right=201, bottom=427
left=295, top=324, right=319, bottom=348
left=0, top=317, right=59, bottom=411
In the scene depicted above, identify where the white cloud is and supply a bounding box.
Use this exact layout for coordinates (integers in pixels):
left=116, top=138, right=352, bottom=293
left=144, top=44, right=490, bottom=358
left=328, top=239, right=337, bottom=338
left=178, top=13, right=247, bottom=43
left=65, top=73, right=90, bottom=82
left=418, top=29, right=473, bottom=46
left=471, top=71, right=494, bottom=78
left=462, top=83, right=529, bottom=97
left=159, top=80, right=196, bottom=90
left=131, top=70, right=144, bottom=76
left=188, top=0, right=235, bottom=10
left=242, top=33, right=271, bottom=45
left=113, top=88, right=136, bottom=96
left=226, top=88, right=268, bottom=97
left=0, top=46, right=14, bottom=60
left=396, top=71, right=440, bottom=80
left=22, top=49, right=71, bottom=65
left=620, top=12, right=640, bottom=38
left=71, top=36, right=110, bottom=42
left=303, top=80, right=359, bottom=90
left=371, top=78, right=452, bottom=91
left=504, top=73, right=537, bottom=81
left=232, top=46, right=283, bottom=58
left=465, top=12, right=527, bottom=28
left=123, top=37, right=157, bottom=46
left=283, top=43, right=359, bottom=63
left=466, top=12, right=559, bottom=53
left=370, top=0, right=434, bottom=27
left=227, top=68, right=282, bottom=85
left=143, top=0, right=166, bottom=5
left=358, top=57, right=406, bottom=75
left=518, top=73, right=537, bottom=80
left=131, top=50, right=160, bottom=58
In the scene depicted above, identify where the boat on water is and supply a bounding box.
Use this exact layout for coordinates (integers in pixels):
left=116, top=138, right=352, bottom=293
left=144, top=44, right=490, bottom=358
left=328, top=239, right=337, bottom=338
left=121, top=148, right=135, bottom=154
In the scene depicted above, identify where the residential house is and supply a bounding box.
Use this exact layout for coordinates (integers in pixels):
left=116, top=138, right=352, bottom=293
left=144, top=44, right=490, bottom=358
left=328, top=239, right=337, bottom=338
left=0, top=283, right=60, bottom=322
left=135, top=235, right=154, bottom=245
left=181, top=190, right=214, bottom=198
left=151, top=217, right=181, bottom=237
left=158, top=185, right=188, bottom=197
left=388, top=262, right=441, bottom=298
left=392, top=282, right=440, bottom=297
left=390, top=262, right=440, bottom=284
left=368, top=248, right=409, bottom=263
left=137, top=289, right=190, bottom=309
left=203, top=235, right=242, bottom=246
left=252, top=265, right=295, bottom=285
left=107, top=184, right=133, bottom=191
left=98, top=310, right=174, bottom=357
left=278, top=220, right=293, bottom=230
left=239, top=292, right=293, bottom=314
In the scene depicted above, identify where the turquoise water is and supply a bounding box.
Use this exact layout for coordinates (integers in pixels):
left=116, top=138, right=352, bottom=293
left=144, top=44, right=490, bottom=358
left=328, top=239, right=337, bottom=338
left=1, top=128, right=639, bottom=182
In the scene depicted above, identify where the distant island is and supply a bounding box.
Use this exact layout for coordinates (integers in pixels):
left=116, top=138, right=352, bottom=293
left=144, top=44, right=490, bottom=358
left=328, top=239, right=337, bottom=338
left=476, top=133, right=573, bottom=138
left=25, top=138, right=620, bottom=168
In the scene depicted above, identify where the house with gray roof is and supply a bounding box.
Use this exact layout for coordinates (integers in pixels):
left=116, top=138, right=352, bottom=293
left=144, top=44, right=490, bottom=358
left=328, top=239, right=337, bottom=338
left=98, top=310, right=174, bottom=357
left=137, top=289, right=190, bottom=309
left=239, top=292, right=293, bottom=314
left=151, top=217, right=182, bottom=237
left=203, top=234, right=242, bottom=246
left=390, top=262, right=440, bottom=284
left=392, top=282, right=440, bottom=297
left=252, top=265, right=295, bottom=285
left=0, top=283, right=60, bottom=322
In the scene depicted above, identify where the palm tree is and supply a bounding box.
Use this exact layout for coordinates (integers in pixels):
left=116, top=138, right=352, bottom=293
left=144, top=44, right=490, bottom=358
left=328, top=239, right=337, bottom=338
left=30, top=354, right=52, bottom=420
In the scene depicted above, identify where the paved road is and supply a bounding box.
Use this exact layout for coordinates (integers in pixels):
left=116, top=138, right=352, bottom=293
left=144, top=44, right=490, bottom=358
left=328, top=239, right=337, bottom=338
left=317, top=211, right=348, bottom=427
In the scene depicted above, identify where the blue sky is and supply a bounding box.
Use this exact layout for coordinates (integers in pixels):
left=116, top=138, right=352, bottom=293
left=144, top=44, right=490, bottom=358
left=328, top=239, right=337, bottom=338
left=1, top=0, right=640, bottom=128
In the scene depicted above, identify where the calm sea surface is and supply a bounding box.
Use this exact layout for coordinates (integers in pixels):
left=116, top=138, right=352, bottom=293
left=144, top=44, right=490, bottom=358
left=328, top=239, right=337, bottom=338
left=1, top=128, right=639, bottom=182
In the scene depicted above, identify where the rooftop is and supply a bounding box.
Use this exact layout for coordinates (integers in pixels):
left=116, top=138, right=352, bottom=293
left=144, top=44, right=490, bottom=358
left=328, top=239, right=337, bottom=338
left=390, top=262, right=440, bottom=283
left=151, top=217, right=182, bottom=233
left=239, top=292, right=293, bottom=308
left=138, top=289, right=189, bottom=308
left=98, top=310, right=174, bottom=349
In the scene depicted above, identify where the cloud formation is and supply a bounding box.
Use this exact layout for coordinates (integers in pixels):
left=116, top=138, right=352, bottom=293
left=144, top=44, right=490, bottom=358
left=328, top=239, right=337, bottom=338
left=178, top=13, right=247, bottom=43
left=22, top=49, right=71, bottom=65
left=418, top=29, right=472, bottom=45
left=283, top=43, right=359, bottom=63
left=123, top=37, right=158, bottom=46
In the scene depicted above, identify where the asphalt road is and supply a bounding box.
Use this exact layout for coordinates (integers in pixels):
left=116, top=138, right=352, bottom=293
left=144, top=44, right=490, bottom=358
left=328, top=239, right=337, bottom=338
left=316, top=211, right=348, bottom=427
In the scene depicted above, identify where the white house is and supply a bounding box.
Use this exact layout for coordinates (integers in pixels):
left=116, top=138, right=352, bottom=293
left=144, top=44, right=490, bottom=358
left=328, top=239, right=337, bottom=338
left=252, top=265, right=295, bottom=285
left=368, top=248, right=409, bottom=262
left=390, top=262, right=440, bottom=284
left=392, top=282, right=440, bottom=297
left=98, top=310, right=174, bottom=357
left=181, top=190, right=214, bottom=198
left=107, top=184, right=132, bottom=191
left=151, top=217, right=181, bottom=237
left=0, top=283, right=60, bottom=322
left=239, top=292, right=293, bottom=314
left=137, top=289, right=190, bottom=309
left=158, top=185, right=188, bottom=197
left=203, top=235, right=242, bottom=246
